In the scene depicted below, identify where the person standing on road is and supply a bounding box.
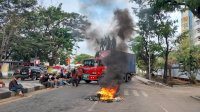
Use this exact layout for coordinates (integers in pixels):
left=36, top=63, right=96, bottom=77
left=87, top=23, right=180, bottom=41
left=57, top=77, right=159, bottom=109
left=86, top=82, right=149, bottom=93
left=9, top=76, right=24, bottom=96
left=77, top=67, right=83, bottom=84
left=60, top=68, right=65, bottom=78
left=71, top=69, right=78, bottom=87
left=65, top=71, right=72, bottom=85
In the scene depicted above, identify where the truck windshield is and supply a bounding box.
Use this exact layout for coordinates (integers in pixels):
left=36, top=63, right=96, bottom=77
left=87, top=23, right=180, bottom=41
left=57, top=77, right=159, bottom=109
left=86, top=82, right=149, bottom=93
left=83, top=60, right=95, bottom=66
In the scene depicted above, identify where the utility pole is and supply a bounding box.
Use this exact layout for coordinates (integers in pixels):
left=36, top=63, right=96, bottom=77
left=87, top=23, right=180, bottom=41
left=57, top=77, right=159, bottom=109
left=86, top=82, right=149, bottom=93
left=148, top=36, right=151, bottom=80
left=0, top=27, right=6, bottom=61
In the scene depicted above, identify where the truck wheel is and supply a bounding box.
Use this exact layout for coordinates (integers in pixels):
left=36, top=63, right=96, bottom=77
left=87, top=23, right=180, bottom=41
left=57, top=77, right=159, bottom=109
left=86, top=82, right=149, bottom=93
left=125, top=74, right=132, bottom=82
left=85, top=80, right=91, bottom=83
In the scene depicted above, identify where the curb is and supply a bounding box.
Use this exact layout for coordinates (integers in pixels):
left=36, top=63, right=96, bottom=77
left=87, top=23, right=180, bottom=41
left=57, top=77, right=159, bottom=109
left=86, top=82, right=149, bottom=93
left=135, top=76, right=170, bottom=88
left=191, top=96, right=200, bottom=101
left=0, top=85, right=45, bottom=100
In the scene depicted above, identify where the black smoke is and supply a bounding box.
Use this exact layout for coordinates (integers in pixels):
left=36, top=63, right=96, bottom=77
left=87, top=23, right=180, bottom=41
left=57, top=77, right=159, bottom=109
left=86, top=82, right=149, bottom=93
left=98, top=9, right=134, bottom=87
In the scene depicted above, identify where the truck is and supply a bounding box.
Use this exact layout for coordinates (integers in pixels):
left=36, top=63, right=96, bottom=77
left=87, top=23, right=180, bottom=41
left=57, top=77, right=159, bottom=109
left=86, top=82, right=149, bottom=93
left=81, top=50, right=136, bottom=83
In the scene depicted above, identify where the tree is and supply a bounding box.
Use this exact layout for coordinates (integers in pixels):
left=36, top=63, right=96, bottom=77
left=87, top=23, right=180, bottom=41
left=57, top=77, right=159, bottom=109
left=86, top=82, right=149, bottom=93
left=131, top=4, right=163, bottom=79
left=73, top=54, right=93, bottom=64
left=0, top=0, right=37, bottom=61
left=156, top=17, right=177, bottom=83
left=132, top=0, right=178, bottom=83
left=176, top=35, right=200, bottom=84
left=131, top=0, right=200, bottom=19
left=157, top=0, right=200, bottom=19
left=27, top=4, right=89, bottom=65
left=131, top=36, right=162, bottom=78
left=1, top=3, right=89, bottom=65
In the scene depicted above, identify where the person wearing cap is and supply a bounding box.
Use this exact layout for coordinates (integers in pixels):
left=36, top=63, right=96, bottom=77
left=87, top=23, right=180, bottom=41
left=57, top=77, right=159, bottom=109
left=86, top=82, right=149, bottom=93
left=9, top=76, right=24, bottom=96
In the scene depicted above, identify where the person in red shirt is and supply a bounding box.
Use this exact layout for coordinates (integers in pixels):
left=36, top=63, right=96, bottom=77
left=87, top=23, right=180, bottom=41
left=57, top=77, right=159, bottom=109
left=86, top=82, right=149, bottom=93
left=71, top=69, right=78, bottom=87
left=77, top=68, right=83, bottom=84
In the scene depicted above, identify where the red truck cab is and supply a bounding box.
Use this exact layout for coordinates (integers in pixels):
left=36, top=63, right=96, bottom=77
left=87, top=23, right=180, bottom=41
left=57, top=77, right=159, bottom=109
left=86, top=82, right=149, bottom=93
left=82, top=58, right=106, bottom=83
left=81, top=50, right=136, bottom=83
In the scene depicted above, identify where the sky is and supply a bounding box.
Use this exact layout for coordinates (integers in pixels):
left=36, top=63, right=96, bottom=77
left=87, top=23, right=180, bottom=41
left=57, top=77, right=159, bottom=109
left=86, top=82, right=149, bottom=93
left=38, top=0, right=181, bottom=56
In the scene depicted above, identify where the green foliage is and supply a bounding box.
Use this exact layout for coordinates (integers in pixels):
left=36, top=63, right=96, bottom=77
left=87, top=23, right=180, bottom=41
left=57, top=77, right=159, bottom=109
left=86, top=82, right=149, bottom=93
left=73, top=54, right=93, bottom=64
left=0, top=0, right=38, bottom=61
left=176, top=36, right=200, bottom=83
left=59, top=51, right=71, bottom=65
left=0, top=1, right=89, bottom=65
left=131, top=0, right=200, bottom=18
left=131, top=36, right=162, bottom=72
left=131, top=0, right=178, bottom=83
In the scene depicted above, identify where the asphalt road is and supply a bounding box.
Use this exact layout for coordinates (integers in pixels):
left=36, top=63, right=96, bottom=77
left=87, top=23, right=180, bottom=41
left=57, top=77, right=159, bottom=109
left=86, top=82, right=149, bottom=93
left=0, top=78, right=200, bottom=112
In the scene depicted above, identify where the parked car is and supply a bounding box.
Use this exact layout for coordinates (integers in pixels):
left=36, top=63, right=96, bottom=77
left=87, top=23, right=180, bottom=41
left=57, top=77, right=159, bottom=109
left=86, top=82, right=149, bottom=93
left=18, top=66, right=43, bottom=80
left=36, top=65, right=47, bottom=74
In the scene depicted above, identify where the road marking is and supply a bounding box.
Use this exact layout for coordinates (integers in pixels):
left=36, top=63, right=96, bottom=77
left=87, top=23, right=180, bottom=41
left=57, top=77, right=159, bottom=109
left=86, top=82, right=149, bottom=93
left=88, top=101, right=98, bottom=111
left=124, top=90, right=129, bottom=96
left=160, top=105, right=169, bottom=112
left=141, top=91, right=148, bottom=97
left=132, top=90, right=139, bottom=96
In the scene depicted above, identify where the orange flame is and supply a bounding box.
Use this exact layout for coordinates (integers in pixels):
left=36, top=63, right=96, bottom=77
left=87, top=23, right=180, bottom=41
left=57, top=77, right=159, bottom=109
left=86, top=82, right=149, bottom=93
left=97, top=86, right=118, bottom=101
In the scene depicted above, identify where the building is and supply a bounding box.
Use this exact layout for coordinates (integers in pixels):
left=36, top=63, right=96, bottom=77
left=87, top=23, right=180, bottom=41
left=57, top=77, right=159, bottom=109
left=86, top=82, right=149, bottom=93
left=181, top=10, right=200, bottom=45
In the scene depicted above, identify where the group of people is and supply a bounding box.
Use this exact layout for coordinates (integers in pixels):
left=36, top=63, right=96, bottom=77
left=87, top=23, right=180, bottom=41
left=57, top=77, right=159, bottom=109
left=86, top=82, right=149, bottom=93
left=0, top=67, right=83, bottom=97
left=39, top=67, right=83, bottom=88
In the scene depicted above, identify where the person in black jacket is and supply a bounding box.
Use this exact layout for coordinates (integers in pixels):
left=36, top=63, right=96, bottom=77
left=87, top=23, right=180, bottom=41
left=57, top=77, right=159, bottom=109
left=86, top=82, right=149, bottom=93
left=9, top=76, right=24, bottom=96
left=40, top=74, right=54, bottom=88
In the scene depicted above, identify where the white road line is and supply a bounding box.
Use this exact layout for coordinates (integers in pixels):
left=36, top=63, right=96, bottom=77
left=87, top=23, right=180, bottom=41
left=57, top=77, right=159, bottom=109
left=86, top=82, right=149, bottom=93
left=141, top=91, right=148, bottom=97
left=124, top=90, right=129, bottom=96
left=132, top=90, right=139, bottom=96
left=88, top=101, right=98, bottom=111
left=160, top=105, right=169, bottom=112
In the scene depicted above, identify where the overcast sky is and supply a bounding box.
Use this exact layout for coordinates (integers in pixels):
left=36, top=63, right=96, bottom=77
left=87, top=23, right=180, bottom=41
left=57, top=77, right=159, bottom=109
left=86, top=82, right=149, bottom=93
left=38, top=0, right=181, bottom=56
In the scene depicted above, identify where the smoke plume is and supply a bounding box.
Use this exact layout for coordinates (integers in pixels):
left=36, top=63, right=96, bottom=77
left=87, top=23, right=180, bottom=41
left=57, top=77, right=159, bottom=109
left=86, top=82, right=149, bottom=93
left=99, top=9, right=134, bottom=87
left=81, top=0, right=134, bottom=87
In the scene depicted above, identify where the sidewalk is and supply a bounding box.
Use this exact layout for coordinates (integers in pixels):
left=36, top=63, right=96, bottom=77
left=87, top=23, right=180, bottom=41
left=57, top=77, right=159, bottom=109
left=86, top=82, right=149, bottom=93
left=135, top=76, right=200, bottom=101
left=0, top=79, right=45, bottom=100
left=135, top=76, right=170, bottom=88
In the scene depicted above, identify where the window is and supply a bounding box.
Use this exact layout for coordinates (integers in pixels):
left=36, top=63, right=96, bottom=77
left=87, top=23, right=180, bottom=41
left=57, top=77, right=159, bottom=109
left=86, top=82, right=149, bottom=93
left=83, top=60, right=95, bottom=66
